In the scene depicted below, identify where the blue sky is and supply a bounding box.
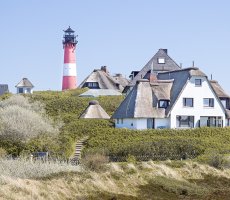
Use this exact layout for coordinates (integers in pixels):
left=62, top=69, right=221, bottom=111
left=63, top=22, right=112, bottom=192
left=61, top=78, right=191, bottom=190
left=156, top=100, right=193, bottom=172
left=1, top=1, right=230, bottom=93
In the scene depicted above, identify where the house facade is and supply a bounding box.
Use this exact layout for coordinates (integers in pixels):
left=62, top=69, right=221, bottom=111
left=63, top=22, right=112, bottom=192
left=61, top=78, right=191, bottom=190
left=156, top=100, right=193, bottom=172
left=15, top=78, right=34, bottom=94
left=112, top=67, right=229, bottom=129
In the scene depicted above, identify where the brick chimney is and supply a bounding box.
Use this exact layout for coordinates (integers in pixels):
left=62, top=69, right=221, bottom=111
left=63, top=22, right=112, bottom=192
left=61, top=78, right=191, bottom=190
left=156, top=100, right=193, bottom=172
left=149, top=72, right=158, bottom=83
left=149, top=62, right=157, bottom=83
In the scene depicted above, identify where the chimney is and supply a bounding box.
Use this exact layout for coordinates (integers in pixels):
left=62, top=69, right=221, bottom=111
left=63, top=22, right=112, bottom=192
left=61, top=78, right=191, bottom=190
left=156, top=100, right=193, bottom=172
left=101, top=66, right=109, bottom=74
left=162, top=49, right=168, bottom=54
left=149, top=62, right=157, bottom=83
left=149, top=72, right=158, bottom=83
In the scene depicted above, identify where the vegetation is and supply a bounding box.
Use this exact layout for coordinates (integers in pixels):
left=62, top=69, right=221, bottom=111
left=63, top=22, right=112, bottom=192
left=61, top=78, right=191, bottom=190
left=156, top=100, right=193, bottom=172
left=1, top=89, right=230, bottom=198
left=1, top=161, right=230, bottom=199
left=1, top=89, right=230, bottom=163
left=0, top=158, right=80, bottom=179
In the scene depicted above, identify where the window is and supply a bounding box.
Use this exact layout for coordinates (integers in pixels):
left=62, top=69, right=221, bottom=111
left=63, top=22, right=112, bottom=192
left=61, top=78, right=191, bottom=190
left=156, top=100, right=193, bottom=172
left=158, top=57, right=165, bottom=64
left=200, top=116, right=223, bottom=127
left=87, top=82, right=99, bottom=89
left=176, top=116, right=194, bottom=128
left=221, top=99, right=227, bottom=108
left=18, top=88, right=23, bottom=93
left=158, top=100, right=170, bottom=108
left=183, top=98, right=193, bottom=107
left=117, top=119, right=123, bottom=124
left=203, top=98, right=214, bottom=107
left=195, top=79, right=202, bottom=86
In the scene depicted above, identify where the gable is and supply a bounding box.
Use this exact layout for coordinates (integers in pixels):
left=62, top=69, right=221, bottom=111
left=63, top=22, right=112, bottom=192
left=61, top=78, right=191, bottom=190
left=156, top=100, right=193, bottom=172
left=129, top=49, right=181, bottom=87
left=170, top=76, right=226, bottom=117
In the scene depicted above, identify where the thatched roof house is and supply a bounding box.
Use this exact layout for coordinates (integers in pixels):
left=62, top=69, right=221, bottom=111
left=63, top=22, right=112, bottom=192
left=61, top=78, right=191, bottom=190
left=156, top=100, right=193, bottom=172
left=78, top=66, right=129, bottom=92
left=79, top=100, right=110, bottom=119
left=112, top=67, right=229, bottom=129
left=15, top=78, right=34, bottom=94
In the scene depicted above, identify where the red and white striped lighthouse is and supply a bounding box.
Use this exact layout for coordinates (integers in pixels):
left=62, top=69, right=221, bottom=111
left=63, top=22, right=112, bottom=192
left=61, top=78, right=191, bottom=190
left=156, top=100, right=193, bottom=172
left=62, top=26, right=78, bottom=90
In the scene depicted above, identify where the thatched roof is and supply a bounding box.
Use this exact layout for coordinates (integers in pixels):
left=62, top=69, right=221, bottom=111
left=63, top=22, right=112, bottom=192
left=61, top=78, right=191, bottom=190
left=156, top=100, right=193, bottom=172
left=15, top=78, right=34, bottom=88
left=79, top=100, right=110, bottom=119
left=126, top=49, right=181, bottom=88
left=79, top=89, right=122, bottom=97
left=112, top=79, right=173, bottom=119
left=79, top=66, right=129, bottom=92
left=210, top=80, right=230, bottom=98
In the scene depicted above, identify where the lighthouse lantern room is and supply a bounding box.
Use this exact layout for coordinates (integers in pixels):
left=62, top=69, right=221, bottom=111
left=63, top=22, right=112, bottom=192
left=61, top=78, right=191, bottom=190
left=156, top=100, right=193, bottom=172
left=62, top=26, right=78, bottom=90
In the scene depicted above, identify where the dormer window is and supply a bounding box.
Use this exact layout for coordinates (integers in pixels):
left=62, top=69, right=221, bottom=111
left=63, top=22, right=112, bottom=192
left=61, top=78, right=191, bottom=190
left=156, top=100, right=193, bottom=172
left=158, top=57, right=165, bottom=64
left=158, top=100, right=170, bottom=108
left=195, top=79, right=202, bottom=86
left=86, top=82, right=99, bottom=89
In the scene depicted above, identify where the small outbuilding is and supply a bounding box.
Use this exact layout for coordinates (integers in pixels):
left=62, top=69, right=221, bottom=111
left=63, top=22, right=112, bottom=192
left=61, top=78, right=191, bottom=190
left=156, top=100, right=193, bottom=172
left=15, top=78, right=34, bottom=94
left=79, top=100, right=110, bottom=119
left=0, top=84, right=9, bottom=95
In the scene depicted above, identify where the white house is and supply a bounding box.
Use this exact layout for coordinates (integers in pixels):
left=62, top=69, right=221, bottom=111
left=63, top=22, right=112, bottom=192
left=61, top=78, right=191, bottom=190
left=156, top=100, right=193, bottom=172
left=112, top=67, right=230, bottom=129
left=15, top=78, right=34, bottom=94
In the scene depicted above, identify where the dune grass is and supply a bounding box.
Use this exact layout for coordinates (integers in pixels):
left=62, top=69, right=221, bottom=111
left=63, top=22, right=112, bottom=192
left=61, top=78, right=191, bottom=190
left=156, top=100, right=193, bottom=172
left=1, top=160, right=230, bottom=199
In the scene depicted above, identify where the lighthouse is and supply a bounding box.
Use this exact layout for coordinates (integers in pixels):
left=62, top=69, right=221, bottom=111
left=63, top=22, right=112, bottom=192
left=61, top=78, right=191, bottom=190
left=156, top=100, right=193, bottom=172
left=62, top=26, right=77, bottom=90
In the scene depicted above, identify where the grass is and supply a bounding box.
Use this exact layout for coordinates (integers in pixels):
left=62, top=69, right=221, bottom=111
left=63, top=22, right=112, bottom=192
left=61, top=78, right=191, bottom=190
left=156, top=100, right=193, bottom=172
left=0, top=158, right=81, bottom=179
left=1, top=160, right=230, bottom=199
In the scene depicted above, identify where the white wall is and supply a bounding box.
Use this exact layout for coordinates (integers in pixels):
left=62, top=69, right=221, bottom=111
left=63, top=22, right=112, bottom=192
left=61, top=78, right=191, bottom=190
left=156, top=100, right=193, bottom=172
left=115, top=118, right=136, bottom=129
left=170, top=76, right=225, bottom=128
left=115, top=118, right=170, bottom=130
left=136, top=118, right=147, bottom=129
left=17, top=87, right=33, bottom=94
left=115, top=118, right=148, bottom=130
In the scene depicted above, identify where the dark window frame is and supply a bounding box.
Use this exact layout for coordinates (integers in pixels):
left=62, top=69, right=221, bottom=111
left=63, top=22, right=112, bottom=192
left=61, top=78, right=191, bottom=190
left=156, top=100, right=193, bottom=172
left=158, top=100, right=170, bottom=108
left=176, top=115, right=194, bottom=128
left=195, top=79, right=202, bottom=86
left=86, top=82, right=99, bottom=89
left=203, top=98, right=214, bottom=107
left=183, top=98, right=194, bottom=107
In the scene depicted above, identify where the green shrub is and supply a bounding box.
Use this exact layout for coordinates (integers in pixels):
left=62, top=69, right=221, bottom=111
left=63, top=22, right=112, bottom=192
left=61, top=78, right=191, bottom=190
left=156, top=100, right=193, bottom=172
left=126, top=154, right=137, bottom=163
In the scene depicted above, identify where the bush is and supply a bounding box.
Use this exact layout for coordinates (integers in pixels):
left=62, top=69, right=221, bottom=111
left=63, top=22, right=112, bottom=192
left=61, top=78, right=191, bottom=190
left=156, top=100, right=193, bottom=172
left=81, top=153, right=109, bottom=171
left=0, top=105, right=59, bottom=142
left=0, top=148, right=7, bottom=158
left=126, top=154, right=137, bottom=163
left=0, top=95, right=61, bottom=144
left=197, top=152, right=226, bottom=169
